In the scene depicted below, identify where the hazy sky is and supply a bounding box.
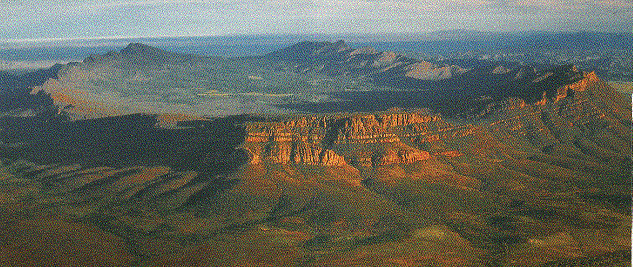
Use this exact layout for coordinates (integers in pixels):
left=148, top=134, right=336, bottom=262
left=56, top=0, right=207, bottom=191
left=1, top=0, right=632, bottom=40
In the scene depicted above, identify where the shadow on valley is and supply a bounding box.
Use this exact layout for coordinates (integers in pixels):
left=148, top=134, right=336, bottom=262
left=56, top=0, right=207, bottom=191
left=0, top=114, right=249, bottom=181
left=280, top=90, right=484, bottom=116
left=280, top=65, right=584, bottom=117
left=0, top=65, right=62, bottom=112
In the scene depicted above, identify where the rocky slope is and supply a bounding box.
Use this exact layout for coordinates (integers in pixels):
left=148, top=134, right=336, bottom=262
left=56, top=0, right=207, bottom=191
left=0, top=61, right=629, bottom=266
left=0, top=39, right=630, bottom=266
left=15, top=40, right=572, bottom=120
left=266, top=40, right=467, bottom=81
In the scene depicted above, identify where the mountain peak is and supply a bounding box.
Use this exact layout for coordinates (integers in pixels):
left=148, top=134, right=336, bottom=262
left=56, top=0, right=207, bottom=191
left=115, top=43, right=195, bottom=67
left=266, top=40, right=351, bottom=62
left=121, top=43, right=164, bottom=57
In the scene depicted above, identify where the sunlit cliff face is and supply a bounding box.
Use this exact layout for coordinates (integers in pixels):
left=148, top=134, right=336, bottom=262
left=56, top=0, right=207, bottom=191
left=0, top=39, right=630, bottom=266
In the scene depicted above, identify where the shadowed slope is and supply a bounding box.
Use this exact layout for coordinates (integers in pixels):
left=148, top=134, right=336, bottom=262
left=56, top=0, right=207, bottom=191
left=0, top=40, right=629, bottom=267
left=0, top=114, right=249, bottom=179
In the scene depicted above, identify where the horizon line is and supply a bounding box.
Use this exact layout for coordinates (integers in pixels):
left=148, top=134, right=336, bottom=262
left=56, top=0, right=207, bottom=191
left=2, top=30, right=630, bottom=44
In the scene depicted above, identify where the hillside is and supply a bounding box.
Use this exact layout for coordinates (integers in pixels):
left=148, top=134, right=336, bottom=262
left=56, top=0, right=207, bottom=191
left=13, top=41, right=606, bottom=120
left=0, top=47, right=630, bottom=266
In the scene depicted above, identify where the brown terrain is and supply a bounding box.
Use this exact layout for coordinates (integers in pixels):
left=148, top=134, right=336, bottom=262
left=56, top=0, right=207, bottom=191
left=0, top=42, right=630, bottom=266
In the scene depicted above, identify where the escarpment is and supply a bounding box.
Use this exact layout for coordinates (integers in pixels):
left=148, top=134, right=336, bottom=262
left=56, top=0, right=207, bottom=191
left=240, top=110, right=451, bottom=168
left=5, top=63, right=627, bottom=199
left=237, top=68, right=630, bottom=193
left=0, top=62, right=630, bottom=267
left=488, top=70, right=630, bottom=157
left=1, top=36, right=632, bottom=267
left=265, top=40, right=465, bottom=82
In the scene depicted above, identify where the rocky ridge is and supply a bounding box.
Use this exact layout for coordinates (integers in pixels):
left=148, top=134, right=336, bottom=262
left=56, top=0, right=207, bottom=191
left=266, top=40, right=466, bottom=81
left=240, top=67, right=630, bottom=186
left=0, top=41, right=630, bottom=266
left=241, top=111, right=442, bottom=167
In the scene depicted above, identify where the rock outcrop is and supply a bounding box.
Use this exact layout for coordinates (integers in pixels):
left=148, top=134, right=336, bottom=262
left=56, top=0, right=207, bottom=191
left=240, top=110, right=452, bottom=168
left=265, top=40, right=466, bottom=82
left=1, top=59, right=630, bottom=267
left=239, top=66, right=630, bottom=182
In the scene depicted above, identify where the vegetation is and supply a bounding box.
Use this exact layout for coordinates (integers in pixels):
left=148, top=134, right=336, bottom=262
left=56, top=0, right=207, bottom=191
left=0, top=41, right=629, bottom=266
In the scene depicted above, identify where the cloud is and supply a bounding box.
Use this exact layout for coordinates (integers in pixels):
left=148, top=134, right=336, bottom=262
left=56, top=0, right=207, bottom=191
left=0, top=0, right=631, bottom=40
left=347, top=0, right=632, bottom=11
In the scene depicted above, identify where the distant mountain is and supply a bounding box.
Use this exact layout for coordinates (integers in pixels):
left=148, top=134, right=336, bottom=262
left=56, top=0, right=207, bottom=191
left=0, top=39, right=630, bottom=266
left=0, top=55, right=629, bottom=265
left=0, top=40, right=626, bottom=121
left=265, top=40, right=465, bottom=81
left=84, top=42, right=206, bottom=68
left=263, top=40, right=603, bottom=117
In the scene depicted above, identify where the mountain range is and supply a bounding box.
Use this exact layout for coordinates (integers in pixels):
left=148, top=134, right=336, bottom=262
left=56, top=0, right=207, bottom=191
left=0, top=40, right=630, bottom=266
left=2, top=40, right=598, bottom=119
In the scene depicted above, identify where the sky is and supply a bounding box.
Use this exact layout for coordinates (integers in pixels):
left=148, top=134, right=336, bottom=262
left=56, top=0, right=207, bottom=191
left=1, top=0, right=632, bottom=41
